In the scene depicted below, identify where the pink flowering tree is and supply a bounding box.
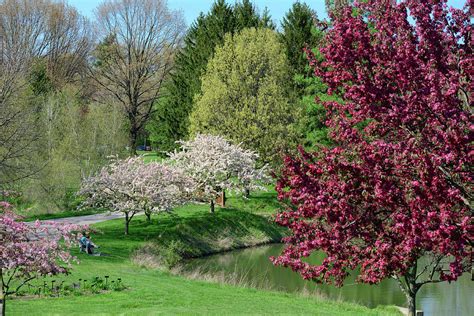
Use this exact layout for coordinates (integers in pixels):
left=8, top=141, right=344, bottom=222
left=0, top=202, right=79, bottom=316
left=168, top=134, right=270, bottom=213
left=79, top=157, right=195, bottom=234
left=273, top=1, right=472, bottom=315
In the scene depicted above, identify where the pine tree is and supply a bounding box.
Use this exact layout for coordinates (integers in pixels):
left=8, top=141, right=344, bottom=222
left=280, top=2, right=331, bottom=150
left=280, top=2, right=318, bottom=78
left=146, top=0, right=274, bottom=153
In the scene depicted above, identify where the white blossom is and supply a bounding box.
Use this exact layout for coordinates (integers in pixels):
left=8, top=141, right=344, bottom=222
left=168, top=134, right=270, bottom=201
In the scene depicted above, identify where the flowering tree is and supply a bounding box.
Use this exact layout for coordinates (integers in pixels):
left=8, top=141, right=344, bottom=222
left=273, top=1, right=472, bottom=315
left=168, top=134, right=270, bottom=213
left=79, top=157, right=195, bottom=234
left=0, top=202, right=79, bottom=316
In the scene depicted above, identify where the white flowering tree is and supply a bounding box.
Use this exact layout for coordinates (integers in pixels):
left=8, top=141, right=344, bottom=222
left=79, top=157, right=195, bottom=234
left=168, top=134, right=270, bottom=213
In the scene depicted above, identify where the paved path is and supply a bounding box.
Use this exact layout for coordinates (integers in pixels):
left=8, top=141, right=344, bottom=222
left=25, top=212, right=131, bottom=231
left=24, top=212, right=129, bottom=239
left=39, top=212, right=125, bottom=226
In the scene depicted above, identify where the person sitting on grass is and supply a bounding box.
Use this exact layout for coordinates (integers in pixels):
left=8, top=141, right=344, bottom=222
left=79, top=232, right=98, bottom=255
left=79, top=231, right=88, bottom=253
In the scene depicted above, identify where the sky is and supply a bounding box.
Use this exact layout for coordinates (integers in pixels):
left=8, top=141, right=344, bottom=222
left=69, top=0, right=467, bottom=28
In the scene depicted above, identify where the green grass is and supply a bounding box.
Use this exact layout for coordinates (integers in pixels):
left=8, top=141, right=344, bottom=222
left=8, top=191, right=401, bottom=315
left=137, top=150, right=161, bottom=163
left=98, top=203, right=286, bottom=268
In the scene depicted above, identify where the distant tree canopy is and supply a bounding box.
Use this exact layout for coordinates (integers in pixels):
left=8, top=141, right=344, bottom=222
left=0, top=0, right=92, bottom=185
left=146, top=0, right=275, bottom=153
left=189, top=28, right=300, bottom=165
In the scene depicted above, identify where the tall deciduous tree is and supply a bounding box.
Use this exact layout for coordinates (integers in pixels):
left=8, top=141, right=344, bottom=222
left=273, top=2, right=472, bottom=316
left=147, top=0, right=274, bottom=153
left=0, top=0, right=92, bottom=184
left=92, top=0, right=185, bottom=155
left=168, top=134, right=269, bottom=213
left=189, top=28, right=300, bottom=165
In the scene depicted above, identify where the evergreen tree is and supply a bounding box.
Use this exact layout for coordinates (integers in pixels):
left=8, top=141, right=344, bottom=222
left=281, top=2, right=331, bottom=150
left=146, top=0, right=274, bottom=153
left=234, top=0, right=275, bottom=29
left=280, top=2, right=318, bottom=78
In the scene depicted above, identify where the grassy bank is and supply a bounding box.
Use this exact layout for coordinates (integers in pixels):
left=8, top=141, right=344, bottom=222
left=90, top=194, right=287, bottom=269
left=9, top=191, right=401, bottom=315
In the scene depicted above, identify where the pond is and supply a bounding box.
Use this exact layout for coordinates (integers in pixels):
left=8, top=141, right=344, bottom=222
left=181, top=244, right=473, bottom=316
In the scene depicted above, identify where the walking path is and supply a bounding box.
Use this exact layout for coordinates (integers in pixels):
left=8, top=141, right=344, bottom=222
left=24, top=212, right=130, bottom=238
left=39, top=212, right=125, bottom=225
left=25, top=212, right=134, bottom=233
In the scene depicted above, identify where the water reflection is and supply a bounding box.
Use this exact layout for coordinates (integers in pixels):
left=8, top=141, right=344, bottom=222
left=181, top=244, right=473, bottom=315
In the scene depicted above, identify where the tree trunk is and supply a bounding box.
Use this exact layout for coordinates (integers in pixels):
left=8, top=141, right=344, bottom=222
left=216, top=191, right=226, bottom=207
left=407, top=291, right=417, bottom=316
left=0, top=295, right=4, bottom=316
left=145, top=212, right=151, bottom=223
left=395, top=270, right=421, bottom=316
left=129, top=128, right=138, bottom=156
left=244, top=188, right=250, bottom=198
left=210, top=200, right=215, bottom=213
left=124, top=212, right=129, bottom=235
left=1, top=272, right=5, bottom=316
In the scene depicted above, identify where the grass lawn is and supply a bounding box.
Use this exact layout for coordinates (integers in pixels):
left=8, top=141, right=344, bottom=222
left=137, top=150, right=161, bottom=163
left=8, top=191, right=401, bottom=315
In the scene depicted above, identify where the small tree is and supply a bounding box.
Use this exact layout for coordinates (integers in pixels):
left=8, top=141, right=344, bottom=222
left=0, top=202, right=78, bottom=316
left=168, top=134, right=269, bottom=213
left=137, top=160, right=196, bottom=223
left=79, top=157, right=194, bottom=234
left=273, top=1, right=472, bottom=316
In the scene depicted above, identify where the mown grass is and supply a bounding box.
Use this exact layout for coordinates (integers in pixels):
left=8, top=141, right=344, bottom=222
left=137, top=150, right=162, bottom=163
left=8, top=190, right=401, bottom=315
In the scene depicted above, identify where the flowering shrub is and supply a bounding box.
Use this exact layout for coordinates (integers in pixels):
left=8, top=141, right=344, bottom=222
left=0, top=202, right=80, bottom=315
left=273, top=1, right=472, bottom=315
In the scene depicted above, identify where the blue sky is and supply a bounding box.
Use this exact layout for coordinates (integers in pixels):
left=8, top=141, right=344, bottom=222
left=69, top=0, right=467, bottom=28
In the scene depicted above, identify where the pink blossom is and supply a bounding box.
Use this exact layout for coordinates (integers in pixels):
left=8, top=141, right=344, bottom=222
left=274, top=0, right=472, bottom=312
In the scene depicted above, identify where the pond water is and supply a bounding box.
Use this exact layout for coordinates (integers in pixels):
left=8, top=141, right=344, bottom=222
left=181, top=244, right=473, bottom=316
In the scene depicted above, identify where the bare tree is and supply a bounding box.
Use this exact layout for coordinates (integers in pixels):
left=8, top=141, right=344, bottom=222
left=43, top=1, right=94, bottom=88
left=92, top=0, right=186, bottom=155
left=0, top=0, right=48, bottom=185
left=0, top=0, right=92, bottom=88
left=0, top=0, right=92, bottom=185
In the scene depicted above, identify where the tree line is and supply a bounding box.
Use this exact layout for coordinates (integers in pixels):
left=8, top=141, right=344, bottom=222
left=0, top=0, right=337, bottom=210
